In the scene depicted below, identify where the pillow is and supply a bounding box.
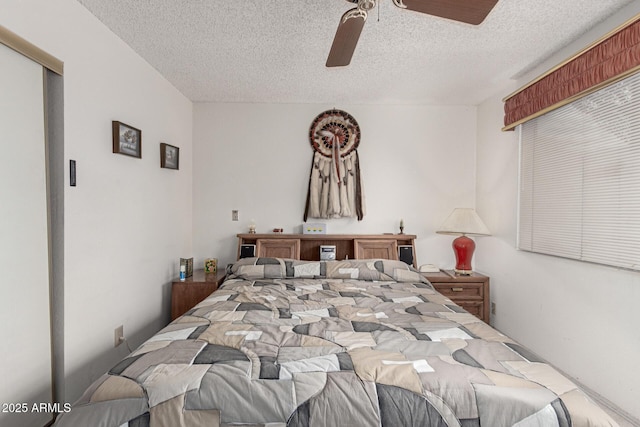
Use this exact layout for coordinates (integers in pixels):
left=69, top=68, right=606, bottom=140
left=228, top=257, right=426, bottom=283
left=228, top=257, right=290, bottom=280
left=318, top=259, right=426, bottom=283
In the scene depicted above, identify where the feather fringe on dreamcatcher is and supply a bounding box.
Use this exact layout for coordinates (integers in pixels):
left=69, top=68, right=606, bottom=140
left=304, top=109, right=366, bottom=221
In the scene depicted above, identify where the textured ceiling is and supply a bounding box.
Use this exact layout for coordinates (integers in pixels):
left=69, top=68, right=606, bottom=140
left=76, top=0, right=634, bottom=105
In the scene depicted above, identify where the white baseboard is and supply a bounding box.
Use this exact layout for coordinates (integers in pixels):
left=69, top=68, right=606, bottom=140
left=579, top=383, right=640, bottom=427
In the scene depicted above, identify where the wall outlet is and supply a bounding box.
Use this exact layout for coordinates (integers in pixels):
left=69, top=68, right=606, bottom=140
left=114, top=325, right=124, bottom=347
left=491, top=302, right=496, bottom=315
left=232, top=210, right=239, bottom=221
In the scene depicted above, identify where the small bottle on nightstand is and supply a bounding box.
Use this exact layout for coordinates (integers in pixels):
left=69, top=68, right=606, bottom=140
left=179, top=265, right=186, bottom=281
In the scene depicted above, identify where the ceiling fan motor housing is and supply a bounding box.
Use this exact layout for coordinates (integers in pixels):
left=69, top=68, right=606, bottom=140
left=358, top=0, right=377, bottom=11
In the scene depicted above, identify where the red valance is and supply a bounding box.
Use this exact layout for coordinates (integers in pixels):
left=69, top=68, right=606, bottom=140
left=503, top=15, right=640, bottom=130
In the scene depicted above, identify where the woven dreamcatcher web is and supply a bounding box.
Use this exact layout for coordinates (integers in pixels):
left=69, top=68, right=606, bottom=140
left=304, top=109, right=366, bottom=221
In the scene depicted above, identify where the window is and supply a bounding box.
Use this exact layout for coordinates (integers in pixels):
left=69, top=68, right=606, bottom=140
left=518, top=71, right=640, bottom=270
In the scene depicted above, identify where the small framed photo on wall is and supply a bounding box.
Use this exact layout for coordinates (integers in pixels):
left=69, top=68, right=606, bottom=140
left=112, top=121, right=142, bottom=158
left=160, top=143, right=179, bottom=170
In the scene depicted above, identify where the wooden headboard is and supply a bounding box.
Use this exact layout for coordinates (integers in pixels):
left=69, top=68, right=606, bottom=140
left=236, top=233, right=417, bottom=267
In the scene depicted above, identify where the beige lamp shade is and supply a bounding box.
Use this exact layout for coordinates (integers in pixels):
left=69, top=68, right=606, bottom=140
left=436, top=208, right=491, bottom=236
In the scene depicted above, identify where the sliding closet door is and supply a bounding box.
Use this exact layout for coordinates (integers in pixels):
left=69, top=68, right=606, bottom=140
left=0, top=43, right=52, bottom=426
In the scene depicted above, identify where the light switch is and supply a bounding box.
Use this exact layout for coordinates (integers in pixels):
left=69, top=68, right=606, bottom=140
left=70, top=160, right=76, bottom=186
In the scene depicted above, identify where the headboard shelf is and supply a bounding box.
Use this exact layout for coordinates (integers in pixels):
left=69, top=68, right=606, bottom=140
left=237, top=233, right=417, bottom=267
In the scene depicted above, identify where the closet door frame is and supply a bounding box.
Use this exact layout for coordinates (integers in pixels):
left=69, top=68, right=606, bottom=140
left=1, top=25, right=64, bottom=426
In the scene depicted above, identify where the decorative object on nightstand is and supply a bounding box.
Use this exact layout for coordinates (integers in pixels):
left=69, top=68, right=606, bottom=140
left=399, top=218, right=404, bottom=234
left=421, top=269, right=490, bottom=323
left=204, top=258, right=217, bottom=274
left=180, top=257, right=193, bottom=278
left=436, top=208, right=490, bottom=275
left=248, top=220, right=256, bottom=234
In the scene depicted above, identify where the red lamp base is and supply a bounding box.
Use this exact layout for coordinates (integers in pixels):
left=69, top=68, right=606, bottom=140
left=452, top=235, right=475, bottom=275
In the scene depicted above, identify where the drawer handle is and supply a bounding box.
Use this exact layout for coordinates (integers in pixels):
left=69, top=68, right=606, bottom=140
left=451, top=287, right=464, bottom=292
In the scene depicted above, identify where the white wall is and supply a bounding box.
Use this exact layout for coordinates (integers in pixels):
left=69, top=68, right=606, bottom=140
left=193, top=103, right=478, bottom=270
left=2, top=0, right=193, bottom=402
left=476, top=3, right=640, bottom=419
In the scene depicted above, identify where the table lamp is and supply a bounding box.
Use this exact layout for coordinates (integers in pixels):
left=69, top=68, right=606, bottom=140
left=436, top=208, right=491, bottom=275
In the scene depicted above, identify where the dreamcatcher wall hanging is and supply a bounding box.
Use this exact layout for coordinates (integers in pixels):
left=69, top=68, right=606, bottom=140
left=304, top=109, right=366, bottom=221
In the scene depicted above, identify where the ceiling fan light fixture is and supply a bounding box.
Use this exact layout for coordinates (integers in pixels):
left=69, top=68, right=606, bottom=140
left=358, top=0, right=377, bottom=11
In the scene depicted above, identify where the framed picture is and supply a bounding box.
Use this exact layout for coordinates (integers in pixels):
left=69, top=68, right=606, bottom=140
left=160, top=143, right=179, bottom=170
left=112, top=121, right=141, bottom=158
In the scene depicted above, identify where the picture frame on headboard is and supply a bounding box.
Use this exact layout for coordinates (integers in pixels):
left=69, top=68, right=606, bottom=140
left=160, top=143, right=179, bottom=170
left=112, top=121, right=141, bottom=158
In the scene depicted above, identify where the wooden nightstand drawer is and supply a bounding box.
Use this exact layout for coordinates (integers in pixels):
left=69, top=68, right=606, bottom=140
left=457, top=301, right=483, bottom=319
left=171, top=269, right=226, bottom=320
left=432, top=282, right=484, bottom=300
left=421, top=270, right=490, bottom=323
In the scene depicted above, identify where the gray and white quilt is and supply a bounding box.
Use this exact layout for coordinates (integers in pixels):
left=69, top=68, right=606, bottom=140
left=55, top=258, right=617, bottom=426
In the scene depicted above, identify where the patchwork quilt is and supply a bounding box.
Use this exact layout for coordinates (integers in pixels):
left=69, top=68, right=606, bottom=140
left=54, top=258, right=617, bottom=427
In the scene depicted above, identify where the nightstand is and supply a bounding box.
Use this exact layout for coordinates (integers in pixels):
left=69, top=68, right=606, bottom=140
left=171, top=269, right=226, bottom=320
left=421, top=270, right=490, bottom=323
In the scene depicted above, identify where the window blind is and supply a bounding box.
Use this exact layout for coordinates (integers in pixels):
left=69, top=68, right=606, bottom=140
left=518, top=70, right=640, bottom=270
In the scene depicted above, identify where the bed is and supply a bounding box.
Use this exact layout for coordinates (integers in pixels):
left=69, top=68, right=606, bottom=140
left=54, top=257, right=617, bottom=427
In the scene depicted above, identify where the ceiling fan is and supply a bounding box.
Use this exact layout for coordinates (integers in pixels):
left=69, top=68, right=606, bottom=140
left=326, top=0, right=499, bottom=67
